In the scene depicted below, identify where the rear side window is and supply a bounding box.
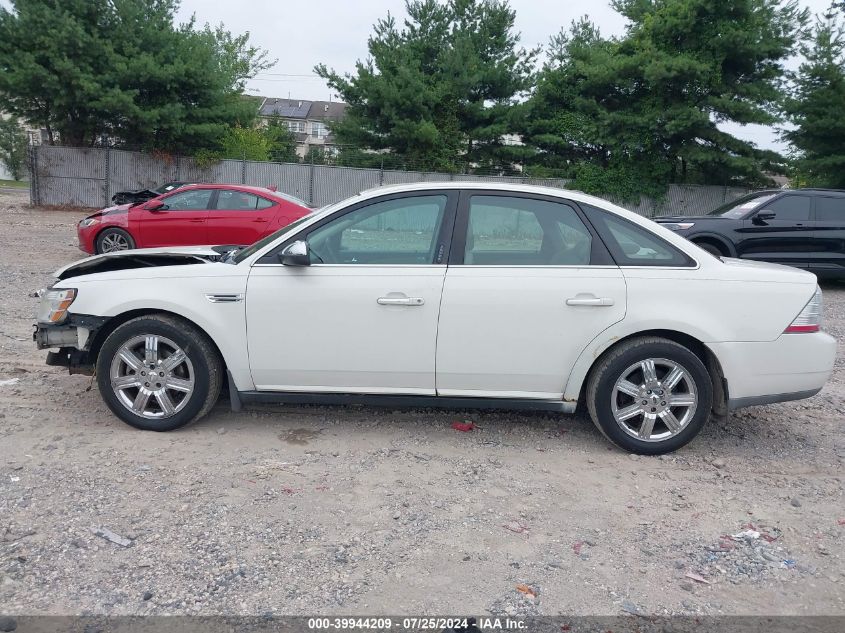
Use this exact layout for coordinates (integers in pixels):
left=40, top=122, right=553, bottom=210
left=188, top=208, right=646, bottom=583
left=464, top=196, right=593, bottom=265
left=763, top=195, right=811, bottom=221
left=816, top=197, right=845, bottom=221
left=216, top=190, right=273, bottom=211
left=582, top=205, right=695, bottom=267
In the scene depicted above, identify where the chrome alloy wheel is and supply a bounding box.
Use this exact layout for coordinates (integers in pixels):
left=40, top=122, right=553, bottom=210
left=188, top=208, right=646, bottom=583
left=100, top=232, right=131, bottom=252
left=109, top=335, right=194, bottom=419
left=611, top=358, right=698, bottom=442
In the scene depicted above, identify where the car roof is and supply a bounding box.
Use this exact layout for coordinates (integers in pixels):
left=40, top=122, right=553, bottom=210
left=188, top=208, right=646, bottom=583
left=174, top=183, right=307, bottom=204
left=354, top=180, right=622, bottom=208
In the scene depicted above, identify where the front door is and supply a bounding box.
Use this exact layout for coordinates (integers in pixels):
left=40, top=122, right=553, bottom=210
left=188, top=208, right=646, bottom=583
left=246, top=192, right=456, bottom=393
left=136, top=188, right=212, bottom=247
left=736, top=194, right=814, bottom=268
left=436, top=192, right=627, bottom=399
left=207, top=189, right=276, bottom=245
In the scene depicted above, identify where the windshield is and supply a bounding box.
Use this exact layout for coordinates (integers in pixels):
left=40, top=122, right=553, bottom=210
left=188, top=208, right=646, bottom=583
left=230, top=213, right=316, bottom=264
left=707, top=193, right=777, bottom=219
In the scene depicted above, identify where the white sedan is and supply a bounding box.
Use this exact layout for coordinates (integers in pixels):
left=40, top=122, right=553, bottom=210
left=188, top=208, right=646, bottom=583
left=34, top=183, right=836, bottom=454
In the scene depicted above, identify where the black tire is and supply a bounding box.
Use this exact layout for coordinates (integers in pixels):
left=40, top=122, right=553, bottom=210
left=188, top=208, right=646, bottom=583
left=694, top=241, right=724, bottom=257
left=96, top=315, right=222, bottom=431
left=586, top=336, right=712, bottom=455
left=95, top=228, right=135, bottom=254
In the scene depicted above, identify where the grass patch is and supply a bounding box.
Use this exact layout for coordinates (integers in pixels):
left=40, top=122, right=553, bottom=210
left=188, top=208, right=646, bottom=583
left=0, top=179, right=28, bottom=189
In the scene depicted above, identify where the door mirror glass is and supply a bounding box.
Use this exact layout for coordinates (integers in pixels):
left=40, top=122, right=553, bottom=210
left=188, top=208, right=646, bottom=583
left=279, top=240, right=311, bottom=266
left=755, top=210, right=776, bottom=222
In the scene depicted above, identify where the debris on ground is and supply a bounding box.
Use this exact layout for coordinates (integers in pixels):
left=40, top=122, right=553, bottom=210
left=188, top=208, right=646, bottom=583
left=502, top=520, right=529, bottom=534
left=91, top=526, right=132, bottom=548
left=451, top=421, right=474, bottom=432
left=0, top=378, right=20, bottom=387
left=688, top=522, right=803, bottom=584
left=685, top=571, right=711, bottom=584
left=515, top=584, right=536, bottom=599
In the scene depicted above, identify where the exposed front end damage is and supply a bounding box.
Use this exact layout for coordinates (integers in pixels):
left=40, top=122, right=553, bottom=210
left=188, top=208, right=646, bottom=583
left=33, top=314, right=109, bottom=375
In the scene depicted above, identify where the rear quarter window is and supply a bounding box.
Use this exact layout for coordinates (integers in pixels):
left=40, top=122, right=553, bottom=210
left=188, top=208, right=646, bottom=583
left=582, top=204, right=696, bottom=267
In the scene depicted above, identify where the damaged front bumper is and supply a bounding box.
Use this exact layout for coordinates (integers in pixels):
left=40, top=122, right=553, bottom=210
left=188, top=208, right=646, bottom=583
left=33, top=314, right=109, bottom=375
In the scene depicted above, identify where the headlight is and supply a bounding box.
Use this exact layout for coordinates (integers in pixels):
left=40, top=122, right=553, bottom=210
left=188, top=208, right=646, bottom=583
left=663, top=222, right=695, bottom=230
left=79, top=217, right=100, bottom=228
left=37, top=288, right=77, bottom=324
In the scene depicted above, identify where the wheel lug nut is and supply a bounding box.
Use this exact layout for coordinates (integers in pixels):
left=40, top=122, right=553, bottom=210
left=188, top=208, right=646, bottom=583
left=661, top=401, right=666, bottom=406
left=144, top=382, right=150, bottom=387
left=641, top=400, right=648, bottom=405
left=651, top=407, right=656, bottom=412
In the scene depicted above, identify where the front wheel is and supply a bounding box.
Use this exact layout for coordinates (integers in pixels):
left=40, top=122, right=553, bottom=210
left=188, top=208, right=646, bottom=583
left=96, top=315, right=222, bottom=431
left=96, top=228, right=135, bottom=254
left=586, top=337, right=712, bottom=454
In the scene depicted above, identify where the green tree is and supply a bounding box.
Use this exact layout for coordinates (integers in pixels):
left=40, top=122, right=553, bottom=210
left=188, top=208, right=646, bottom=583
left=316, top=0, right=536, bottom=172
left=0, top=0, right=272, bottom=153
left=522, top=1, right=806, bottom=198
left=220, top=125, right=270, bottom=161
left=783, top=7, right=845, bottom=187
left=0, top=116, right=28, bottom=181
left=264, top=117, right=300, bottom=163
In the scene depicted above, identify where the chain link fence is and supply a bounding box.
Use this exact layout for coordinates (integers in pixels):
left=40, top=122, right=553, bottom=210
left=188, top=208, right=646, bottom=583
left=28, top=145, right=752, bottom=217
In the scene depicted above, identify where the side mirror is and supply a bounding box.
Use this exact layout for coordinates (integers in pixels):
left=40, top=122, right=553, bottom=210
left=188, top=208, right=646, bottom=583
left=754, top=210, right=776, bottom=223
left=146, top=200, right=166, bottom=211
left=279, top=240, right=311, bottom=266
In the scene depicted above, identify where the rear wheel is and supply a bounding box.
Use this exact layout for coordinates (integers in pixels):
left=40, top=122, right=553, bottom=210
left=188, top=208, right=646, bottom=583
left=586, top=337, right=712, bottom=454
left=96, top=228, right=135, bottom=254
left=96, top=315, right=222, bottom=431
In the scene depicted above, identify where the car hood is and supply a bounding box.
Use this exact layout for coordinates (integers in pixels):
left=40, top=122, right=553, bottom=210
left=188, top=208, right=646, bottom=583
left=54, top=245, right=231, bottom=280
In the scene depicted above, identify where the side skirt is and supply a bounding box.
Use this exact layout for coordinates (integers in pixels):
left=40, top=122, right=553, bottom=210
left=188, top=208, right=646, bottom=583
left=227, top=378, right=575, bottom=414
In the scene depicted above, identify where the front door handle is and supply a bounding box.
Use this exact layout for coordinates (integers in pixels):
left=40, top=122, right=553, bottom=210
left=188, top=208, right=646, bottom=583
left=566, top=296, right=615, bottom=307
left=377, top=296, right=425, bottom=306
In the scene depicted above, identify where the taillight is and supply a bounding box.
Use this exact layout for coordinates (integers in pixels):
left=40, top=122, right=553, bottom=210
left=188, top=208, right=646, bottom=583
left=784, top=286, right=823, bottom=333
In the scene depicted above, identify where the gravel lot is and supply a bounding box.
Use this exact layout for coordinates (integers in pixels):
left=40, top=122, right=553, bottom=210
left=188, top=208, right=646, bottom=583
left=1, top=190, right=844, bottom=617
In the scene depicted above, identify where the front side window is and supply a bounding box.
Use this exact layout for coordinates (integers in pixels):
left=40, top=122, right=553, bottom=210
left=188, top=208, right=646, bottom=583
left=464, top=196, right=592, bottom=265
left=215, top=190, right=273, bottom=211
left=583, top=205, right=694, bottom=267
left=306, top=195, right=448, bottom=265
left=762, top=195, right=812, bottom=221
left=160, top=189, right=213, bottom=211
left=708, top=193, right=776, bottom=219
left=815, top=196, right=845, bottom=221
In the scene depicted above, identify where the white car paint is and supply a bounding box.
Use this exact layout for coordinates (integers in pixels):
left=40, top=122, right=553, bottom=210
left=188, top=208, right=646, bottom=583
left=45, top=182, right=836, bottom=413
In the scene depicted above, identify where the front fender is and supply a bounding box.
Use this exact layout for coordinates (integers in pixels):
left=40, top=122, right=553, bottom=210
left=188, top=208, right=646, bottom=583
left=63, top=274, right=254, bottom=390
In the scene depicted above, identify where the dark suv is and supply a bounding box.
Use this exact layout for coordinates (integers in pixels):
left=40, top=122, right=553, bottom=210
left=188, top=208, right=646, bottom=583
left=655, top=188, right=845, bottom=278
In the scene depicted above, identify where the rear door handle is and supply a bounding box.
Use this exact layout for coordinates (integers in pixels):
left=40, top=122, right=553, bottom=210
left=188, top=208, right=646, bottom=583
left=566, top=296, right=614, bottom=307
left=377, top=296, right=425, bottom=306
left=188, top=218, right=204, bottom=223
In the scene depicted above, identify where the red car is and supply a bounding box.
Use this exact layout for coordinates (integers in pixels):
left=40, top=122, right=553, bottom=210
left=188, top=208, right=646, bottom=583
left=77, top=184, right=311, bottom=254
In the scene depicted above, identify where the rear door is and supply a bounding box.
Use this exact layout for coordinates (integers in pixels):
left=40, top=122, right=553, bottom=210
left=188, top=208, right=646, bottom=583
left=736, top=194, right=813, bottom=268
left=135, top=188, right=212, bottom=247
left=207, top=189, right=277, bottom=246
left=435, top=191, right=626, bottom=400
left=810, top=194, right=845, bottom=277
